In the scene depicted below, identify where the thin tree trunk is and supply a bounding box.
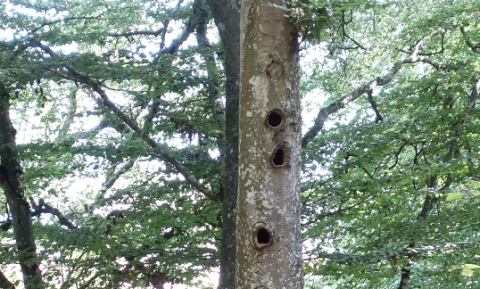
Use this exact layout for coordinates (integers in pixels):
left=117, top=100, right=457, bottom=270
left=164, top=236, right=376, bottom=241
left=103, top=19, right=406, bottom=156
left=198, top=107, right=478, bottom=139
left=236, top=0, right=303, bottom=287
left=0, top=84, right=44, bottom=289
left=207, top=2, right=241, bottom=288
left=398, top=260, right=411, bottom=289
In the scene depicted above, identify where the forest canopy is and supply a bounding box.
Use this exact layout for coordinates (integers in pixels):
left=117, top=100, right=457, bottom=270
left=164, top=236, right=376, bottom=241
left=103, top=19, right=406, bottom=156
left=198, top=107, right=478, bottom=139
left=1, top=0, right=480, bottom=288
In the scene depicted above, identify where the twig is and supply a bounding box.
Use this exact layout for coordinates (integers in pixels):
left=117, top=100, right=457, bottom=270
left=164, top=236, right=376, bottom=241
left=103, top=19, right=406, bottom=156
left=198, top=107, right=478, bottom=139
left=341, top=10, right=366, bottom=50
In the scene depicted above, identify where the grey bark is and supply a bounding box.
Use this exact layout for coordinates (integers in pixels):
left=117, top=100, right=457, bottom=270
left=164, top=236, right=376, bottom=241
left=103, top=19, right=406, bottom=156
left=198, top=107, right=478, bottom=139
left=236, top=0, right=303, bottom=287
left=207, top=1, right=241, bottom=288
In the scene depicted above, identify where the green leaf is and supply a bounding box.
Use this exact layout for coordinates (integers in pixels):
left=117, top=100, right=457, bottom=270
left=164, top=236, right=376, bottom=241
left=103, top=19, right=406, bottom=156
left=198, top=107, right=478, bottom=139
left=446, top=193, right=463, bottom=202
left=468, top=181, right=480, bottom=189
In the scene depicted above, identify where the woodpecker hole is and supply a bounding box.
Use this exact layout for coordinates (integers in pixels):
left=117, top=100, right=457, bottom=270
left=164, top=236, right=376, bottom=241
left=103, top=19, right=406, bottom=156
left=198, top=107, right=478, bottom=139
left=273, top=149, right=284, bottom=166
left=266, top=109, right=284, bottom=129
left=257, top=228, right=270, bottom=244
left=253, top=225, right=273, bottom=250
left=271, top=146, right=289, bottom=167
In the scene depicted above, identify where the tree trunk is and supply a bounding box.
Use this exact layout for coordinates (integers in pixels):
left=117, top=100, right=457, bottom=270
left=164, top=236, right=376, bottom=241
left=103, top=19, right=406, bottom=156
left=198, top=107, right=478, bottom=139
left=0, top=85, right=44, bottom=289
left=236, top=0, right=303, bottom=287
left=207, top=2, right=241, bottom=288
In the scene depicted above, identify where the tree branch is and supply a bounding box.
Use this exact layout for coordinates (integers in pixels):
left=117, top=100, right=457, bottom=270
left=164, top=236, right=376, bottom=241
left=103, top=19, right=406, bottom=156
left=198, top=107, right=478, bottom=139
left=302, top=27, right=457, bottom=148
left=77, top=272, right=102, bottom=289
left=303, top=195, right=372, bottom=226
left=341, top=10, right=366, bottom=50
left=460, top=27, right=480, bottom=53
left=398, top=260, right=412, bottom=289
left=58, top=87, right=78, bottom=140
left=16, top=118, right=112, bottom=155
left=389, top=139, right=409, bottom=170
left=108, top=28, right=165, bottom=38
left=10, top=0, right=70, bottom=13
left=29, top=40, right=219, bottom=203
left=154, top=8, right=197, bottom=59
left=31, top=199, right=77, bottom=229
left=101, top=159, right=136, bottom=193
left=419, top=58, right=465, bottom=71
left=312, top=241, right=480, bottom=265
left=0, top=83, right=45, bottom=288
left=367, top=90, right=383, bottom=123
left=31, top=15, right=106, bottom=34
left=397, top=33, right=445, bottom=56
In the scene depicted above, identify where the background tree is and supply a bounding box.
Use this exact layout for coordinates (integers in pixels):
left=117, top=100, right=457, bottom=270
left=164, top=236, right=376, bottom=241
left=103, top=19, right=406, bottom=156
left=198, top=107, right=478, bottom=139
left=0, top=0, right=479, bottom=288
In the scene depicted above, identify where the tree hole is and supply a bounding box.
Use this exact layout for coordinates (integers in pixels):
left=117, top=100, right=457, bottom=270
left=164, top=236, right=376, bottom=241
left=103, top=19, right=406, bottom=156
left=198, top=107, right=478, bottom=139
left=253, top=225, right=273, bottom=250
left=257, top=228, right=270, bottom=244
left=272, top=149, right=284, bottom=166
left=266, top=109, right=284, bottom=128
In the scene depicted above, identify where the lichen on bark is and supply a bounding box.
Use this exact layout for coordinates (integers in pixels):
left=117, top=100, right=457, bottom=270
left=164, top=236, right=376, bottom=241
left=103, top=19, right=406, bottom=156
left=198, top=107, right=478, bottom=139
left=236, top=0, right=303, bottom=287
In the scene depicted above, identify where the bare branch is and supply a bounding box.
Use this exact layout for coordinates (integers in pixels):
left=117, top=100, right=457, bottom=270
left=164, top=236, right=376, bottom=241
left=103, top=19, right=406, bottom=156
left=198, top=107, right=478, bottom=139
left=32, top=199, right=77, bottom=229
left=341, top=10, right=366, bottom=50
left=101, top=159, right=136, bottom=193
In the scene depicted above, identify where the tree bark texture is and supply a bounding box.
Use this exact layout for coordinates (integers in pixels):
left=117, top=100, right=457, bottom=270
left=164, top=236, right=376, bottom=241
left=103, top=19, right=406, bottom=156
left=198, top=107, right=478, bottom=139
left=0, top=85, right=44, bottom=289
left=207, top=1, right=241, bottom=288
left=237, top=0, right=303, bottom=288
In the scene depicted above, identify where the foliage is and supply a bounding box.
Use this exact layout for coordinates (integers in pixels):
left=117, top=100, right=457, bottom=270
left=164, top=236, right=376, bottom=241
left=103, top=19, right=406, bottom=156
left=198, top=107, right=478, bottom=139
left=300, top=0, right=480, bottom=288
left=1, top=0, right=221, bottom=287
